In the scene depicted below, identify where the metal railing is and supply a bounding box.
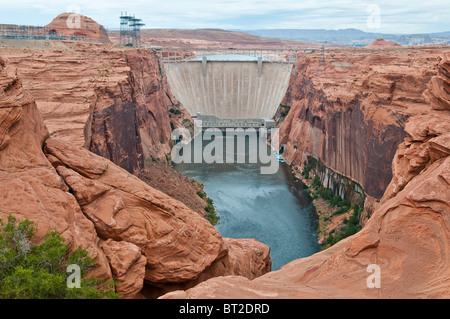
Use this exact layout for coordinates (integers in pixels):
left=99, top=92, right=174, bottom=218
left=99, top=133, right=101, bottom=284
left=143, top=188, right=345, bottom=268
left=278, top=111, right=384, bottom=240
left=146, top=47, right=301, bottom=76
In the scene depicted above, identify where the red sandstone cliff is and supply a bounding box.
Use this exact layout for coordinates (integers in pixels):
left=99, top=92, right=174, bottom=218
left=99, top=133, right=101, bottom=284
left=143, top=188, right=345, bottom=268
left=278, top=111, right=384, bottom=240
left=162, top=54, right=450, bottom=299
left=279, top=46, right=448, bottom=199
left=0, top=56, right=271, bottom=298
left=1, top=42, right=209, bottom=217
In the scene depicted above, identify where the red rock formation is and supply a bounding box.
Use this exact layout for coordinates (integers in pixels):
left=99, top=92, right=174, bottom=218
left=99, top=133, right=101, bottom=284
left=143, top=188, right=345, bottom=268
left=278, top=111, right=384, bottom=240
left=44, top=137, right=227, bottom=284
left=423, top=53, right=450, bottom=110
left=365, top=38, right=402, bottom=49
left=2, top=43, right=209, bottom=217
left=2, top=45, right=179, bottom=172
left=0, top=56, right=271, bottom=298
left=0, top=56, right=112, bottom=283
left=279, top=46, right=447, bottom=199
left=383, top=54, right=450, bottom=201
left=161, top=54, right=450, bottom=299
left=46, top=13, right=111, bottom=44
left=142, top=238, right=271, bottom=298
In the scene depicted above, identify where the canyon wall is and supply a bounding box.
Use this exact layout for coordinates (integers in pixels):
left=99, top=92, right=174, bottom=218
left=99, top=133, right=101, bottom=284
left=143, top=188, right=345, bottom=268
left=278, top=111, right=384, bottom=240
left=162, top=53, right=450, bottom=299
left=3, top=43, right=182, bottom=172
left=0, top=55, right=271, bottom=298
left=278, top=46, right=447, bottom=200
left=1, top=42, right=211, bottom=217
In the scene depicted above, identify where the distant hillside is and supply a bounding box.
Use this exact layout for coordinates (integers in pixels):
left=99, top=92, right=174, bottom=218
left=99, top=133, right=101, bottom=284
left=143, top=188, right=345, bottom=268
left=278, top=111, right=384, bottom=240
left=244, top=28, right=450, bottom=46
left=108, top=28, right=343, bottom=49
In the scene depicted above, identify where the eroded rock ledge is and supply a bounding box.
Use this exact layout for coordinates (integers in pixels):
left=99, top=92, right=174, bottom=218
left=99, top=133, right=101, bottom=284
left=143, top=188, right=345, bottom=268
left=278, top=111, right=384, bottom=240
left=0, top=56, right=271, bottom=299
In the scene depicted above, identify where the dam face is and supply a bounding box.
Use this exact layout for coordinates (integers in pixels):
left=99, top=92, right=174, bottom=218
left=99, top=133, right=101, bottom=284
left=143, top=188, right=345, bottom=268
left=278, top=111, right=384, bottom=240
left=165, top=58, right=294, bottom=123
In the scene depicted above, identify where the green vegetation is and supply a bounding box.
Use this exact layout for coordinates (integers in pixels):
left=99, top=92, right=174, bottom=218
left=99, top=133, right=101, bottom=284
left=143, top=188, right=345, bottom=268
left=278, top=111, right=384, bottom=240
left=204, top=198, right=220, bottom=226
left=301, top=162, right=312, bottom=180
left=322, top=206, right=363, bottom=249
left=279, top=104, right=291, bottom=111
left=302, top=167, right=364, bottom=250
left=309, top=175, right=353, bottom=215
left=190, top=178, right=219, bottom=226
left=169, top=108, right=182, bottom=115
left=0, top=215, right=118, bottom=299
left=196, top=190, right=206, bottom=198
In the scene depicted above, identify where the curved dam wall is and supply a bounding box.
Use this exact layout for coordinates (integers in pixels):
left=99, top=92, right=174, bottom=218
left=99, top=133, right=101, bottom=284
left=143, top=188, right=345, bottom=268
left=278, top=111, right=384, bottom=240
left=165, top=60, right=294, bottom=119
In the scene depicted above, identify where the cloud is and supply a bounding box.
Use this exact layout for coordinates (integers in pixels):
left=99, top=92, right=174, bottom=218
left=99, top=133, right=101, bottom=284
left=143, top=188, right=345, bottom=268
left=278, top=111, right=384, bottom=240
left=0, top=0, right=448, bottom=33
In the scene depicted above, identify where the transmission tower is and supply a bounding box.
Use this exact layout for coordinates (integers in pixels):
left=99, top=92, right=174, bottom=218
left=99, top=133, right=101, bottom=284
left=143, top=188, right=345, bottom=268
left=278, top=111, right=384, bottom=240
left=120, top=12, right=145, bottom=47
left=318, top=45, right=326, bottom=74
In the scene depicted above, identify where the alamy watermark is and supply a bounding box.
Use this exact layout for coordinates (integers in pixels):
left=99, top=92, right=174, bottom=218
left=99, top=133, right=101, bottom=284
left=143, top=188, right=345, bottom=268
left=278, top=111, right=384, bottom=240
left=66, top=264, right=81, bottom=289
left=171, top=120, right=280, bottom=175
left=367, top=4, right=381, bottom=29
left=366, top=264, right=381, bottom=289
left=66, top=4, right=82, bottom=29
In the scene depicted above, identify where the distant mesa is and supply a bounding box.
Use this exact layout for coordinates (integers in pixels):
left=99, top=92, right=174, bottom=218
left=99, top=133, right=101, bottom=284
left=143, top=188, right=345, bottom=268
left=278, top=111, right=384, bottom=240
left=45, top=12, right=111, bottom=44
left=365, top=38, right=402, bottom=49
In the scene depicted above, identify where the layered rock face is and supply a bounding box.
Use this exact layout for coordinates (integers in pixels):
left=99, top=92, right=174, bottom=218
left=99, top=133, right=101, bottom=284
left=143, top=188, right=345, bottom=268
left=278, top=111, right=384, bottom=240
left=162, top=54, right=450, bottom=299
left=279, top=46, right=448, bottom=199
left=46, top=13, right=111, bottom=44
left=3, top=44, right=181, bottom=172
left=0, top=57, right=112, bottom=284
left=383, top=54, right=450, bottom=201
left=0, top=56, right=271, bottom=298
left=2, top=42, right=210, bottom=217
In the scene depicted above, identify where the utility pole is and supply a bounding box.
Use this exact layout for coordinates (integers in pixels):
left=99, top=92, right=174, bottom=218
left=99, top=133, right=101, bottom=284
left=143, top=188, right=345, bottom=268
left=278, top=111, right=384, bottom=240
left=318, top=45, right=326, bottom=74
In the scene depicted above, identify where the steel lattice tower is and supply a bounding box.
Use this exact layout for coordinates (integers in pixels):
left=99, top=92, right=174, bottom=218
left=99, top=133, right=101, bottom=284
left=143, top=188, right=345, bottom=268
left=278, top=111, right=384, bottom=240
left=120, top=12, right=145, bottom=47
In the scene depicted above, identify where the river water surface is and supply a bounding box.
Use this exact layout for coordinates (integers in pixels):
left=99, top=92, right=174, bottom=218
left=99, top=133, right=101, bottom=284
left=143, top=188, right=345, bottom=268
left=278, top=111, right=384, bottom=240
left=173, top=131, right=320, bottom=270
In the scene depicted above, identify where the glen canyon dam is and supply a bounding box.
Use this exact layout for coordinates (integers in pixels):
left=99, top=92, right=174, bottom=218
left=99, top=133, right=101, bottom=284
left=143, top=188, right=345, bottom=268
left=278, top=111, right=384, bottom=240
left=164, top=49, right=296, bottom=124
left=0, top=1, right=449, bottom=310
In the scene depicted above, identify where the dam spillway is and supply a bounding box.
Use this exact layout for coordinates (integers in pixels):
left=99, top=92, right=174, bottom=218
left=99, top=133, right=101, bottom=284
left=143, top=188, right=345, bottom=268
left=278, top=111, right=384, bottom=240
left=163, top=51, right=295, bottom=123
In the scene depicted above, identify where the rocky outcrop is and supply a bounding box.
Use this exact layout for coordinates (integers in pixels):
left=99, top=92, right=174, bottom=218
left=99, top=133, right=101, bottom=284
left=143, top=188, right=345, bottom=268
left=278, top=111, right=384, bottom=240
left=279, top=46, right=447, bottom=199
left=46, top=13, right=111, bottom=44
left=101, top=239, right=147, bottom=299
left=142, top=237, right=271, bottom=298
left=423, top=54, right=450, bottom=111
left=1, top=42, right=210, bottom=217
left=162, top=54, right=450, bottom=299
left=365, top=38, right=402, bottom=49
left=0, top=56, right=112, bottom=283
left=0, top=56, right=271, bottom=298
left=3, top=45, right=183, bottom=172
left=44, top=137, right=226, bottom=285
left=383, top=54, right=450, bottom=201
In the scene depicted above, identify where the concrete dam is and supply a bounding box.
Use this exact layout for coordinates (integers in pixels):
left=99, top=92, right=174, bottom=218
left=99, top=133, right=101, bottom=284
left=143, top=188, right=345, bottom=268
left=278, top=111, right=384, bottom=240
left=163, top=49, right=296, bottom=127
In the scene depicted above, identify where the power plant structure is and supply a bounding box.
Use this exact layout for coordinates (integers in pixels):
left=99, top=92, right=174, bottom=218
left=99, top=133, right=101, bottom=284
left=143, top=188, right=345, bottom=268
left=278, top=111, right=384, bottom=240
left=119, top=12, right=145, bottom=47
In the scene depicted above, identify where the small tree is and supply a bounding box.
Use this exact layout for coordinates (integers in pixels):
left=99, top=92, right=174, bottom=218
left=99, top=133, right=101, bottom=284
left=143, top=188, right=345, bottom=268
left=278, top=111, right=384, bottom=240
left=0, top=215, right=118, bottom=299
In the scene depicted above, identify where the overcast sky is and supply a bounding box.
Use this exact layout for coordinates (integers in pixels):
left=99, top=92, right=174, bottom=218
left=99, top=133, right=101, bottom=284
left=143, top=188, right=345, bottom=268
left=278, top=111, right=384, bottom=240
left=0, top=0, right=449, bottom=34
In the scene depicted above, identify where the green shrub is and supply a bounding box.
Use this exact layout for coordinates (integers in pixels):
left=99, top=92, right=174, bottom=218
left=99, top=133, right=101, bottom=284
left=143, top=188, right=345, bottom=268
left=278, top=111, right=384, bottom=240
left=196, top=190, right=205, bottom=198
left=323, top=207, right=363, bottom=248
left=301, top=163, right=312, bottom=180
left=318, top=188, right=333, bottom=201
left=0, top=215, right=118, bottom=299
left=204, top=197, right=220, bottom=226
left=169, top=108, right=181, bottom=115
left=204, top=205, right=214, bottom=214
left=311, top=176, right=321, bottom=189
